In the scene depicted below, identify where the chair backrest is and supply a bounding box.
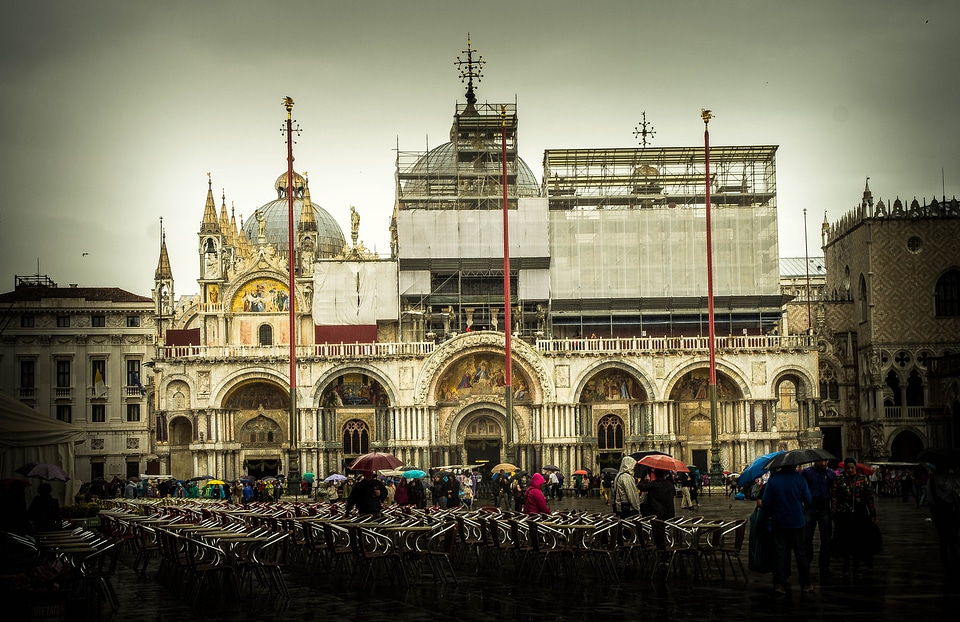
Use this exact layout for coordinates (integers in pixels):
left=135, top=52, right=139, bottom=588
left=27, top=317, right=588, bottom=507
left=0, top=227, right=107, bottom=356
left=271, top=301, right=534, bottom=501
left=729, top=519, right=747, bottom=551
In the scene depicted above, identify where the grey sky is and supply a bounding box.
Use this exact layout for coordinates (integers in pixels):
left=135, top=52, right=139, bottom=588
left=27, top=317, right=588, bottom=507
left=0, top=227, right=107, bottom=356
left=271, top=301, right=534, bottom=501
left=2, top=1, right=957, bottom=296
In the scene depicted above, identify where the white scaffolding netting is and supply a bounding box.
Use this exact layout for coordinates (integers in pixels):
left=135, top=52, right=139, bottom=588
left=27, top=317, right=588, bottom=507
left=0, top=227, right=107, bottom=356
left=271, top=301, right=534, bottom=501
left=312, top=261, right=399, bottom=324
left=549, top=206, right=779, bottom=300
left=396, top=198, right=549, bottom=259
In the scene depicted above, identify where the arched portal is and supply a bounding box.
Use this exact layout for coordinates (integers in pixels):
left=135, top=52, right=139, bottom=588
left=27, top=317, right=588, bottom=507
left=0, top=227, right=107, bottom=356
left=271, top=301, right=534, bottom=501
left=670, top=369, right=743, bottom=467
left=224, top=381, right=290, bottom=479
left=890, top=429, right=924, bottom=462
left=461, top=411, right=504, bottom=475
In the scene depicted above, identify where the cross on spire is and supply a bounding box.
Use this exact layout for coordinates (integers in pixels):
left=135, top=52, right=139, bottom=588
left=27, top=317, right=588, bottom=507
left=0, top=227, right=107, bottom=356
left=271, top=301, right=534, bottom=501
left=633, top=111, right=656, bottom=147
left=455, top=33, right=484, bottom=107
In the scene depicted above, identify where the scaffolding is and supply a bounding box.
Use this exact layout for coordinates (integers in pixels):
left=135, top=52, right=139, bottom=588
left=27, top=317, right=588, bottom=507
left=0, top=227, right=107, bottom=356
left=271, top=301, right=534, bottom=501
left=543, top=145, right=777, bottom=210
left=396, top=103, right=540, bottom=211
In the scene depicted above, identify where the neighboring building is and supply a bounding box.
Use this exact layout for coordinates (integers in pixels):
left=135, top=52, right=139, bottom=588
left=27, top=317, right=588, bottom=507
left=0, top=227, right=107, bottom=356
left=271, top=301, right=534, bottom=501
left=0, top=275, right=156, bottom=482
left=818, top=181, right=960, bottom=461
left=150, top=43, right=819, bottom=482
left=780, top=255, right=826, bottom=336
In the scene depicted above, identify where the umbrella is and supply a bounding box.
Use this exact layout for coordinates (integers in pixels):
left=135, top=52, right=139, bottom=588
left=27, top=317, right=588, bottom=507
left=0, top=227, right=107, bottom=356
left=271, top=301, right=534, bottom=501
left=543, top=464, right=560, bottom=471
left=918, top=447, right=960, bottom=470
left=637, top=454, right=689, bottom=472
left=14, top=462, right=70, bottom=481
left=302, top=472, right=315, bottom=482
left=398, top=466, right=422, bottom=472
left=239, top=475, right=256, bottom=481
left=601, top=468, right=618, bottom=476
left=737, top=451, right=785, bottom=488
left=349, top=451, right=403, bottom=472
left=207, top=479, right=226, bottom=485
left=323, top=473, right=347, bottom=483
left=189, top=475, right=214, bottom=481
left=509, top=470, right=529, bottom=481
left=490, top=462, right=519, bottom=474
left=856, top=463, right=875, bottom=476
left=573, top=469, right=590, bottom=476
left=763, top=448, right=835, bottom=470
left=629, top=450, right=669, bottom=461
left=401, top=469, right=428, bottom=479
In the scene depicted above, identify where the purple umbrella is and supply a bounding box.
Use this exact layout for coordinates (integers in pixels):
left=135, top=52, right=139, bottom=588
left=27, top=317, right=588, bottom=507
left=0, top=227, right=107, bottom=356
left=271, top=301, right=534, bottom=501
left=15, top=461, right=70, bottom=481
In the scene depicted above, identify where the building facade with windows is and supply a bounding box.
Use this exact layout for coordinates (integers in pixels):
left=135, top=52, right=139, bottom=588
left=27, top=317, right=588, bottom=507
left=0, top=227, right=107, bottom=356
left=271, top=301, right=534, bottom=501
left=817, top=182, right=960, bottom=461
left=0, top=275, right=156, bottom=481
left=148, top=48, right=820, bottom=483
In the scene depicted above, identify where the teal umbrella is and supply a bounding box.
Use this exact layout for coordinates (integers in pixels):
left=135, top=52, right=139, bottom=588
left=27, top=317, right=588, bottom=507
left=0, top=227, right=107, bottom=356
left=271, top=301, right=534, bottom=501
left=302, top=472, right=315, bottom=482
left=401, top=469, right=428, bottom=479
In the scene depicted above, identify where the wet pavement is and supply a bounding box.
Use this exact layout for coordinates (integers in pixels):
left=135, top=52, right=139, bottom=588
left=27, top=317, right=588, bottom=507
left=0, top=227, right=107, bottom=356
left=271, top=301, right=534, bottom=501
left=81, top=490, right=960, bottom=622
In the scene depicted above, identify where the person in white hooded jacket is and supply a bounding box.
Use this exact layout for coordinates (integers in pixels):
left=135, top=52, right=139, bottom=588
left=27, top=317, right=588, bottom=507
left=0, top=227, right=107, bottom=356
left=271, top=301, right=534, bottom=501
left=611, top=455, right=643, bottom=519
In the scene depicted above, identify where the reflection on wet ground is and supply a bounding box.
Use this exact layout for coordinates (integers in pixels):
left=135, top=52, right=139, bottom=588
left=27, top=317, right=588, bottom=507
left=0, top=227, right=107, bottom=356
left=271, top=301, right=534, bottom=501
left=84, top=491, right=960, bottom=622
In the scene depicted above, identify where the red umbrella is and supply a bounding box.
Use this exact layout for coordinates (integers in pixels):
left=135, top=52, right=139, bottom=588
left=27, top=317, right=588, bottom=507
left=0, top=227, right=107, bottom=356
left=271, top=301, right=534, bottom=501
left=573, top=469, right=590, bottom=476
left=348, top=452, right=403, bottom=472
left=637, top=454, right=689, bottom=473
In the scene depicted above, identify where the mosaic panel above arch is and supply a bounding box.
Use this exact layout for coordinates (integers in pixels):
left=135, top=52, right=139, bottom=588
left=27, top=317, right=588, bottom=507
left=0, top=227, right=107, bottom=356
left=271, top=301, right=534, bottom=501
left=224, top=381, right=290, bottom=410
left=579, top=368, right=648, bottom=403
left=321, top=373, right=390, bottom=407
left=669, top=369, right=743, bottom=402
left=435, top=353, right=534, bottom=405
left=231, top=277, right=290, bottom=313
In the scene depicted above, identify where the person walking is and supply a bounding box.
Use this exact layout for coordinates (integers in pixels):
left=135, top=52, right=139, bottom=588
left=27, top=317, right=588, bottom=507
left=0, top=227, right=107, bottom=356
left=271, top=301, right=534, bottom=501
left=802, top=459, right=836, bottom=583
left=345, top=470, right=387, bottom=516
left=831, top=457, right=878, bottom=577
left=610, top=456, right=642, bottom=519
left=761, top=465, right=813, bottom=595
left=638, top=470, right=677, bottom=520
left=521, top=472, right=551, bottom=515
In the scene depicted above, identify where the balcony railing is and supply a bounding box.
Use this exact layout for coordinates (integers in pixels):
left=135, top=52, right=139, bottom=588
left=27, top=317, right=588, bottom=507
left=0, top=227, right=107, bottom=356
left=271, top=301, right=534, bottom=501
left=53, top=387, right=73, bottom=400
left=18, top=387, right=36, bottom=400
left=884, top=406, right=925, bottom=419
left=158, top=341, right=438, bottom=360
left=536, top=334, right=816, bottom=354
left=157, top=334, right=815, bottom=362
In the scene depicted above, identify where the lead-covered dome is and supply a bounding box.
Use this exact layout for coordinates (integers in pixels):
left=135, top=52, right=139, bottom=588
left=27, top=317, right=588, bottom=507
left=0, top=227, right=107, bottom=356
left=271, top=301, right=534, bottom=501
left=402, top=142, right=540, bottom=196
left=243, top=172, right=346, bottom=256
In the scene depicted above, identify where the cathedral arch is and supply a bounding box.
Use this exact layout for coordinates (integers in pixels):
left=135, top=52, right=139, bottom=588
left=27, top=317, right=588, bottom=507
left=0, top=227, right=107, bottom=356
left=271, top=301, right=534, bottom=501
left=889, top=427, right=925, bottom=462
left=313, top=365, right=397, bottom=408
left=416, top=332, right=553, bottom=405
left=572, top=360, right=653, bottom=404
left=663, top=363, right=749, bottom=402
left=433, top=349, right=536, bottom=407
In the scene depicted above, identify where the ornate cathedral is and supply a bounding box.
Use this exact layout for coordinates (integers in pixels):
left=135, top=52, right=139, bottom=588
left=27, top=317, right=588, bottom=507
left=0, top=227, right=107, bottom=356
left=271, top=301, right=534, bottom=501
left=148, top=41, right=823, bottom=483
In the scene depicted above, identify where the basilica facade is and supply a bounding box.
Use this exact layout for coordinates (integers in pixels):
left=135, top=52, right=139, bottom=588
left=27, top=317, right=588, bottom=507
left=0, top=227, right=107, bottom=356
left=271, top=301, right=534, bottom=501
left=148, top=50, right=820, bottom=483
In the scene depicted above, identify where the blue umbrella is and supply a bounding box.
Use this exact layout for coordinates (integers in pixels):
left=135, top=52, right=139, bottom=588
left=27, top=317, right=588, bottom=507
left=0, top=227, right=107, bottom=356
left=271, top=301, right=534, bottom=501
left=401, top=469, right=428, bottom=479
left=737, top=450, right=785, bottom=489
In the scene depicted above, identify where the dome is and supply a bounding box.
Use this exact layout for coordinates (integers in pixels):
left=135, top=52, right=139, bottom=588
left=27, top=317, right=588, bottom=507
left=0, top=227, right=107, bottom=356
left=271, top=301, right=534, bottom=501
left=244, top=198, right=346, bottom=256
left=403, top=142, right=540, bottom=196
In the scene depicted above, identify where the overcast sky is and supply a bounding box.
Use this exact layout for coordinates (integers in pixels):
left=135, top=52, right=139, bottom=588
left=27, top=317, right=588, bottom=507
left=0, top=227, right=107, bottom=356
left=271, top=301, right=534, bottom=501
left=1, top=1, right=957, bottom=296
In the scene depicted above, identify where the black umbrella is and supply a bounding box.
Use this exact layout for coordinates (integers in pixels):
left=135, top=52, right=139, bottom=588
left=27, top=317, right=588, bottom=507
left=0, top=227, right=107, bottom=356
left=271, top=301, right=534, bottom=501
left=763, top=448, right=835, bottom=470
left=543, top=464, right=560, bottom=471
left=601, top=468, right=618, bottom=476
left=15, top=462, right=70, bottom=481
left=189, top=475, right=214, bottom=482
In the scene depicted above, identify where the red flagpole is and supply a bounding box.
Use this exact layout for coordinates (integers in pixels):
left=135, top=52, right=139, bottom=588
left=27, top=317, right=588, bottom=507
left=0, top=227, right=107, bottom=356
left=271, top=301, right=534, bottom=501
left=702, top=109, right=721, bottom=477
left=501, top=106, right=513, bottom=452
left=284, top=97, right=299, bottom=481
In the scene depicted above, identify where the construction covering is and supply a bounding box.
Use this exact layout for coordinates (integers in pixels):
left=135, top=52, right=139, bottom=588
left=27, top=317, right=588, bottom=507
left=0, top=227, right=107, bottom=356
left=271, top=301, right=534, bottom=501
left=549, top=206, right=780, bottom=300
left=395, top=198, right=549, bottom=261
left=312, top=261, right=399, bottom=324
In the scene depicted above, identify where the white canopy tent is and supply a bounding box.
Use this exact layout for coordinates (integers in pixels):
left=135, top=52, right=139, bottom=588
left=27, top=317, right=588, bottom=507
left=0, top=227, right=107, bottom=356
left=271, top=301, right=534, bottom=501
left=0, top=390, right=85, bottom=505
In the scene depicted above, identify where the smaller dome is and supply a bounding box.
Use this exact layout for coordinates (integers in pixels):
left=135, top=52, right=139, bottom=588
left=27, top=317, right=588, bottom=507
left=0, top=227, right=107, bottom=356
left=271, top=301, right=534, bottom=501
left=275, top=171, right=307, bottom=199
left=244, top=199, right=346, bottom=257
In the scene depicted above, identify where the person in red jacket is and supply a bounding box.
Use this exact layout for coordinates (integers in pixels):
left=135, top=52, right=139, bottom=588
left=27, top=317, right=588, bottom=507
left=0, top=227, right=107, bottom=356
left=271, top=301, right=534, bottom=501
left=522, top=472, right=551, bottom=515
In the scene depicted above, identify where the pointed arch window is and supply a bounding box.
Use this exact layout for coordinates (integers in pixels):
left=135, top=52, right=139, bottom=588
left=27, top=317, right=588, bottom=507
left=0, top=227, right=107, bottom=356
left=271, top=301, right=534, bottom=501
left=342, top=419, right=370, bottom=455
left=935, top=269, right=960, bottom=317
left=259, top=324, right=273, bottom=346
left=597, top=414, right=624, bottom=450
